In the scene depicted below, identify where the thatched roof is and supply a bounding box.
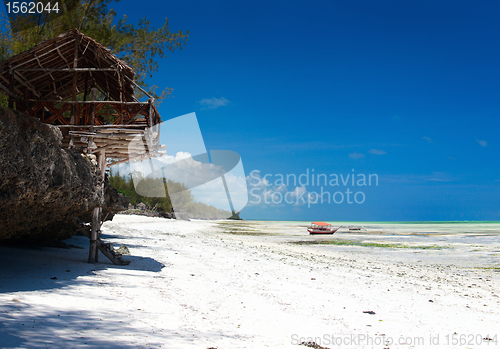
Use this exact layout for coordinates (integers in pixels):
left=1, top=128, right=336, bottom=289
left=0, top=29, right=164, bottom=163
left=0, top=29, right=137, bottom=102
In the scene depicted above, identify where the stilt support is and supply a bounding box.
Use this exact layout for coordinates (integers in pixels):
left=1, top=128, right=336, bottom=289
left=88, top=207, right=100, bottom=263
left=76, top=218, right=130, bottom=265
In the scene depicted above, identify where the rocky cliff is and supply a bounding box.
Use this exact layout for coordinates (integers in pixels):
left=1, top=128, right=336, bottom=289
left=0, top=107, right=128, bottom=241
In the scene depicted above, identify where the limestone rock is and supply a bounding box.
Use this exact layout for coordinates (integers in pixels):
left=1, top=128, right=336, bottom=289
left=0, top=108, right=128, bottom=241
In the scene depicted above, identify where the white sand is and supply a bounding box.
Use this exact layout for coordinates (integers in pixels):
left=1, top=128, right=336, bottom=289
left=1, top=215, right=499, bottom=348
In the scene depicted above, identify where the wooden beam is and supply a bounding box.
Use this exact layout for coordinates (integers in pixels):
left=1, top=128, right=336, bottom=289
left=8, top=39, right=76, bottom=70
left=56, top=124, right=147, bottom=128
left=11, top=68, right=119, bottom=72
left=117, top=69, right=124, bottom=125
left=43, top=104, right=71, bottom=124
left=87, top=87, right=97, bottom=152
left=0, top=80, right=22, bottom=100
left=124, top=74, right=153, bottom=99
left=88, top=207, right=100, bottom=263
left=12, top=71, right=41, bottom=98
left=24, top=99, right=145, bottom=105
left=148, top=98, right=154, bottom=127
left=56, top=46, right=70, bottom=67
left=106, top=154, right=156, bottom=167
left=81, top=72, right=89, bottom=125
left=69, top=38, right=79, bottom=147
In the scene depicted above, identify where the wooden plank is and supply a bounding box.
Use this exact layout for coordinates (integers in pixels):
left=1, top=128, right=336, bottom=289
left=56, top=124, right=147, bottom=129
left=13, top=68, right=119, bottom=72
left=106, top=154, right=155, bottom=167
left=24, top=99, right=145, bottom=105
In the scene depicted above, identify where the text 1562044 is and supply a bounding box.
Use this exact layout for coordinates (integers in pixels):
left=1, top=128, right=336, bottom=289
left=5, top=2, right=59, bottom=14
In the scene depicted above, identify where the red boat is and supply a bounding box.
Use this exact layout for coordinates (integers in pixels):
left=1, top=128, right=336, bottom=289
left=307, top=222, right=339, bottom=235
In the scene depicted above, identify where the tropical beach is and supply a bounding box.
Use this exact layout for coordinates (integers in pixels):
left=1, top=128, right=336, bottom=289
left=2, top=1, right=500, bottom=348
left=1, top=215, right=499, bottom=348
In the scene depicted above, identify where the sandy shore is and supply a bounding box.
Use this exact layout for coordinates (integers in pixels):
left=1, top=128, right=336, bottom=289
left=1, top=215, right=499, bottom=348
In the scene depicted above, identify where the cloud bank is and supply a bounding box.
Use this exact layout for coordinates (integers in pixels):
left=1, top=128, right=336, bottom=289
left=199, top=97, right=230, bottom=109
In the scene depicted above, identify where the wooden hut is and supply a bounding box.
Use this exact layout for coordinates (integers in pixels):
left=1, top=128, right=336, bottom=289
left=0, top=29, right=165, bottom=264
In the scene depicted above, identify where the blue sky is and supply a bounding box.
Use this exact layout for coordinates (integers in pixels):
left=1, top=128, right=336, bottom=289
left=5, top=1, right=499, bottom=221
left=111, top=0, right=500, bottom=221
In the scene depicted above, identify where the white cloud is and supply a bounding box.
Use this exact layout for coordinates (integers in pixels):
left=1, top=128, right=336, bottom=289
left=246, top=171, right=308, bottom=207
left=476, top=139, right=487, bottom=147
left=129, top=151, right=248, bottom=213
left=198, top=97, right=230, bottom=109
left=187, top=173, right=248, bottom=212
left=348, top=152, right=365, bottom=159
left=423, top=136, right=433, bottom=143
left=384, top=172, right=454, bottom=184
left=368, top=149, right=387, bottom=155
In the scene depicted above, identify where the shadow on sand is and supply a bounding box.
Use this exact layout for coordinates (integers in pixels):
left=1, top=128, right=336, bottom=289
left=0, top=235, right=164, bottom=294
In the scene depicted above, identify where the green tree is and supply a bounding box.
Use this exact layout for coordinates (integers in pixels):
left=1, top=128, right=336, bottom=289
left=108, top=171, right=232, bottom=219
left=0, top=0, right=188, bottom=101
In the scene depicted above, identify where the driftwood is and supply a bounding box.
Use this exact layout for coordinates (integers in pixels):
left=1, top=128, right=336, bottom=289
left=74, top=219, right=131, bottom=265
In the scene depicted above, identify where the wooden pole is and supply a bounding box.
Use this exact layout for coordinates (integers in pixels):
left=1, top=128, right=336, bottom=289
left=8, top=68, right=13, bottom=109
left=88, top=150, right=106, bottom=263
left=100, top=149, right=106, bottom=182
left=88, top=207, right=100, bottom=263
left=95, top=207, right=100, bottom=263
left=82, top=72, right=89, bottom=125
left=148, top=98, right=154, bottom=127
left=106, top=92, right=110, bottom=124
left=88, top=87, right=103, bottom=263
left=69, top=38, right=79, bottom=148
left=87, top=87, right=97, bottom=152
left=117, top=68, right=124, bottom=125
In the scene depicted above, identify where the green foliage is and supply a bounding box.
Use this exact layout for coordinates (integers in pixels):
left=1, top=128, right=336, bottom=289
left=293, top=239, right=449, bottom=249
left=0, top=0, right=188, bottom=101
left=109, top=171, right=232, bottom=219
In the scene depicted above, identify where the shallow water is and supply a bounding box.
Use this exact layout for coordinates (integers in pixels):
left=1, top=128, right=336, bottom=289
left=217, top=220, right=500, bottom=269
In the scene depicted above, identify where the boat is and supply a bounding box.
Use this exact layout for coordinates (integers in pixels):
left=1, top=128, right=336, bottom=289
left=307, top=222, right=339, bottom=235
left=348, top=226, right=363, bottom=231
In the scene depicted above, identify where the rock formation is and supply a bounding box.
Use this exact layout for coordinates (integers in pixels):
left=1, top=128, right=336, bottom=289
left=0, top=107, right=128, bottom=241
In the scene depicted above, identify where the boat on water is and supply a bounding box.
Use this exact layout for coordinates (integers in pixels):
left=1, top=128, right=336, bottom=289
left=307, top=222, right=339, bottom=235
